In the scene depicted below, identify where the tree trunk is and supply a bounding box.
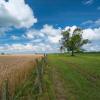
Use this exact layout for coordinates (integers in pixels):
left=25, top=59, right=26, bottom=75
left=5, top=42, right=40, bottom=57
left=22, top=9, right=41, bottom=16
left=71, top=50, right=74, bottom=56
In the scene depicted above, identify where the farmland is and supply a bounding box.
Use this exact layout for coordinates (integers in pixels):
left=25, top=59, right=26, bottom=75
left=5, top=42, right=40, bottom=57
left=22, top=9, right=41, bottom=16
left=0, top=54, right=43, bottom=99
left=0, top=53, right=100, bottom=100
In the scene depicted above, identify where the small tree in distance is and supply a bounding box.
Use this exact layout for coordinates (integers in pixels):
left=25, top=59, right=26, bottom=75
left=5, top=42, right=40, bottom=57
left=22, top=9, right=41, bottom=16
left=60, top=28, right=89, bottom=56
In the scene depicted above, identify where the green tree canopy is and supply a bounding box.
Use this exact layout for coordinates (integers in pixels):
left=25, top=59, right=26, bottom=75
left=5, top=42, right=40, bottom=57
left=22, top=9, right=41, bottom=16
left=60, top=28, right=89, bottom=56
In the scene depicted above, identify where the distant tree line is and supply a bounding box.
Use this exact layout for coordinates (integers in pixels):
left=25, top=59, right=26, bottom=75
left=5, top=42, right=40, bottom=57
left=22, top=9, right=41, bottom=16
left=1, top=52, right=5, bottom=55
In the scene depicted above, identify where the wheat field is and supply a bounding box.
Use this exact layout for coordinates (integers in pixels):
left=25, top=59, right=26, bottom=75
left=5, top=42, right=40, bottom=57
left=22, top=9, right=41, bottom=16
left=0, top=54, right=43, bottom=98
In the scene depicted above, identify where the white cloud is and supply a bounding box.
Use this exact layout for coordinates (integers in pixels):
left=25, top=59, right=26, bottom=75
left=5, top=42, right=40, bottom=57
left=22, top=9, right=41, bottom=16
left=0, top=43, right=56, bottom=53
left=41, top=24, right=61, bottom=36
left=24, top=24, right=62, bottom=44
left=0, top=43, right=34, bottom=52
left=12, top=26, right=100, bottom=52
left=0, top=24, right=62, bottom=53
left=83, top=28, right=100, bottom=40
left=83, top=44, right=100, bottom=52
left=0, top=0, right=37, bottom=29
left=63, top=26, right=100, bottom=41
left=64, top=26, right=77, bottom=31
left=82, top=19, right=100, bottom=27
left=48, top=35, right=62, bottom=44
left=1, top=25, right=100, bottom=53
left=24, top=29, right=45, bottom=39
left=40, top=24, right=62, bottom=44
left=64, top=26, right=78, bottom=36
left=9, top=44, right=33, bottom=50
left=82, top=20, right=93, bottom=25
left=11, top=35, right=20, bottom=40
left=83, top=0, right=94, bottom=5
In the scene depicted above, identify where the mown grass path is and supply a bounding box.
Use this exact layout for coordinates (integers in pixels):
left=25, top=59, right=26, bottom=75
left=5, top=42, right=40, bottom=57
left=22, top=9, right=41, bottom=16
left=51, top=65, right=67, bottom=100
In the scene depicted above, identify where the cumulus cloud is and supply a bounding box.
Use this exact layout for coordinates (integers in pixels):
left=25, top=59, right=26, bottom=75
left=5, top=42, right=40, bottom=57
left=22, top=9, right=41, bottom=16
left=41, top=24, right=61, bottom=36
left=0, top=24, right=62, bottom=53
left=24, top=24, right=62, bottom=44
left=23, top=29, right=45, bottom=40
left=0, top=43, right=56, bottom=53
left=1, top=25, right=100, bottom=53
left=0, top=43, right=34, bottom=53
left=0, top=1, right=100, bottom=53
left=64, top=26, right=77, bottom=36
left=0, top=0, right=37, bottom=29
left=83, top=28, right=100, bottom=40
left=63, top=25, right=100, bottom=41
left=48, top=35, right=62, bottom=44
left=40, top=24, right=62, bottom=44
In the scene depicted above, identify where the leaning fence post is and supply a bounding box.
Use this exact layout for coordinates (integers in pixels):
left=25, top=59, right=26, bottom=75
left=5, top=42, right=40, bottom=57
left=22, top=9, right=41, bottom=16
left=2, top=79, right=9, bottom=100
left=36, top=59, right=43, bottom=94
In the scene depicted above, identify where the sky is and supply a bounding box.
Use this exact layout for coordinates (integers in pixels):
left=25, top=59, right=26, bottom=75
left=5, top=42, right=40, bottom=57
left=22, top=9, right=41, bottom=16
left=0, top=0, right=100, bottom=53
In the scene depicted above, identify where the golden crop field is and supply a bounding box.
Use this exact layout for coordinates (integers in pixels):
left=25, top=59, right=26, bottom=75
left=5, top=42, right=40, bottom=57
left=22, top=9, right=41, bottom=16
left=0, top=54, right=43, bottom=98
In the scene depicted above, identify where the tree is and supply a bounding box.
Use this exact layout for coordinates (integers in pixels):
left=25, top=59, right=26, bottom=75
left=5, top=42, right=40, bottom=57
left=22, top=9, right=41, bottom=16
left=60, top=28, right=89, bottom=56
left=60, top=46, right=64, bottom=53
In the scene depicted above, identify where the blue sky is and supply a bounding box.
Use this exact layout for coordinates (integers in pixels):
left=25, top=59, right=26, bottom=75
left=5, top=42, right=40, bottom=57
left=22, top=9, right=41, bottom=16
left=26, top=0, right=100, bottom=28
left=0, top=0, right=100, bottom=53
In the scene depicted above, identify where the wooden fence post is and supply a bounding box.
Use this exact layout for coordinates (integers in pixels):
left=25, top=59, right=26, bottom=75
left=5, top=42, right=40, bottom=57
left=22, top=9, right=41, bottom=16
left=2, top=80, right=9, bottom=100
